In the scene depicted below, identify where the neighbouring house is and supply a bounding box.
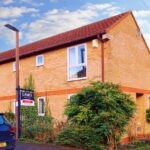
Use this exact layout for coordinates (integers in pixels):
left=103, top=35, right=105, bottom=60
left=0, top=11, right=150, bottom=143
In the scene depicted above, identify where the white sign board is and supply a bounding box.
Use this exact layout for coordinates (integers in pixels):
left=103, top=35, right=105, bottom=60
left=20, top=89, right=34, bottom=106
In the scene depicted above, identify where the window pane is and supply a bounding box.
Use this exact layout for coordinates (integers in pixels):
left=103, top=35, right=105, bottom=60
left=13, top=62, right=16, bottom=71
left=38, top=56, right=43, bottom=64
left=69, top=66, right=86, bottom=79
left=69, top=47, right=76, bottom=66
left=0, top=116, right=4, bottom=124
left=78, top=45, right=85, bottom=64
left=39, top=99, right=45, bottom=114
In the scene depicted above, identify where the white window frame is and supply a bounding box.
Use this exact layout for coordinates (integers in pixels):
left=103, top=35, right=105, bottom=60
left=12, top=100, right=16, bottom=114
left=67, top=43, right=87, bottom=81
left=12, top=62, right=16, bottom=72
left=148, top=95, right=150, bottom=109
left=36, top=55, right=44, bottom=67
left=38, top=97, right=45, bottom=116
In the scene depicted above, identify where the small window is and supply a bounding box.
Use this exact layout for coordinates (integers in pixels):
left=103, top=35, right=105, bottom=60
left=0, top=116, right=4, bottom=124
left=36, top=55, right=44, bottom=66
left=12, top=62, right=16, bottom=72
left=68, top=44, right=87, bottom=81
left=148, top=96, right=150, bottom=109
left=38, top=97, right=45, bottom=116
left=12, top=100, right=16, bottom=114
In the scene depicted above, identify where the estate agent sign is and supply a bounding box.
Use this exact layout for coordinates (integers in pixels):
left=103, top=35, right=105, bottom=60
left=20, top=89, right=34, bottom=106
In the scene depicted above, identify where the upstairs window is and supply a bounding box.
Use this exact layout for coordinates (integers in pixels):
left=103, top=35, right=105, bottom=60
left=68, top=44, right=87, bottom=81
left=38, top=97, right=45, bottom=116
left=36, top=55, right=44, bottom=66
left=12, top=100, right=16, bottom=114
left=12, top=62, right=16, bottom=72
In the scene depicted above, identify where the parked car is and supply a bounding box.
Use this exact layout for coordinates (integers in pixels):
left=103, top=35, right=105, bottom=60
left=0, top=113, right=15, bottom=150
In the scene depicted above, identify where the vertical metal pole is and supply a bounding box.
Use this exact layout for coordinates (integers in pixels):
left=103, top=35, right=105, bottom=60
left=15, top=31, right=20, bottom=139
left=17, top=86, right=21, bottom=138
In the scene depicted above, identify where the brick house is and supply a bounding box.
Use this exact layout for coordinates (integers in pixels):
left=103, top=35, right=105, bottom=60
left=0, top=11, right=150, bottom=142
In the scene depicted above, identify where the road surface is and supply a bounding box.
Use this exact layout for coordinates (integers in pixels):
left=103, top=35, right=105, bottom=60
left=16, top=142, right=81, bottom=150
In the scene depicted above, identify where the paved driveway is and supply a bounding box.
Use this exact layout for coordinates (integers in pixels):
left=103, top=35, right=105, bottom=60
left=16, top=142, right=81, bottom=150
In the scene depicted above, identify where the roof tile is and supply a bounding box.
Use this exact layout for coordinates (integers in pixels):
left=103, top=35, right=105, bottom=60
left=0, top=11, right=130, bottom=63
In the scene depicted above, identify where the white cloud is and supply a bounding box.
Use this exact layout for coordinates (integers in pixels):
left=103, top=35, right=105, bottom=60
left=0, top=7, right=38, bottom=19
left=0, top=19, right=22, bottom=46
left=133, top=10, right=150, bottom=17
left=2, top=0, right=13, bottom=5
left=21, top=23, right=28, bottom=30
left=49, top=0, right=58, bottom=2
left=21, top=0, right=32, bottom=2
left=0, top=5, right=38, bottom=47
left=143, top=32, right=150, bottom=49
left=133, top=10, right=150, bottom=48
left=23, top=3, right=120, bottom=42
left=20, top=0, right=44, bottom=7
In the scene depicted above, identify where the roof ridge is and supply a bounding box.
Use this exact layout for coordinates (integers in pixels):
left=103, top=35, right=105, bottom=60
left=0, top=11, right=133, bottom=63
left=106, top=11, right=131, bottom=31
left=20, top=11, right=131, bottom=46
left=0, top=11, right=131, bottom=54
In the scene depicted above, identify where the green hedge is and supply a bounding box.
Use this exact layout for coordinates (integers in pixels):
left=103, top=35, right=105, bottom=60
left=21, top=115, right=53, bottom=143
left=55, top=125, right=105, bottom=150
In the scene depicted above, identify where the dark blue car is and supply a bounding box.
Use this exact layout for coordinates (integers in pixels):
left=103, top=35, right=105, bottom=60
left=0, top=113, right=15, bottom=150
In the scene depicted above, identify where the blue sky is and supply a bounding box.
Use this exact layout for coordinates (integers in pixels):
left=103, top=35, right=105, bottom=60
left=0, top=0, right=149, bottom=52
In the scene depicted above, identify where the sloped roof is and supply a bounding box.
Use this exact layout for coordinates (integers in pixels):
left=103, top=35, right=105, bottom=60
left=0, top=11, right=131, bottom=64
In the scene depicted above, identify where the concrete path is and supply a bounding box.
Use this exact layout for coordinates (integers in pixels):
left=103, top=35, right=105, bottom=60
left=16, top=142, right=81, bottom=150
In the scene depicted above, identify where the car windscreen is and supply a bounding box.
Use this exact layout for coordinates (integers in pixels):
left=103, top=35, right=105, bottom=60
left=0, top=115, right=4, bottom=124
left=3, top=116, right=9, bottom=124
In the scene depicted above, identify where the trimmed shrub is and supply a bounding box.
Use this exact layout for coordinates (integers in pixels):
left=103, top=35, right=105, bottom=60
left=55, top=125, right=105, bottom=150
left=64, top=81, right=136, bottom=149
left=23, top=116, right=53, bottom=143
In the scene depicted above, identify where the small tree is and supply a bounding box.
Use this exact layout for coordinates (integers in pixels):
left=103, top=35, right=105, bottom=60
left=65, top=81, right=136, bottom=149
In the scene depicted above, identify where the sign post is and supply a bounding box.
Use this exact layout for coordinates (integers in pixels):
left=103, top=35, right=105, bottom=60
left=17, top=86, right=21, bottom=138
left=18, top=88, right=34, bottom=137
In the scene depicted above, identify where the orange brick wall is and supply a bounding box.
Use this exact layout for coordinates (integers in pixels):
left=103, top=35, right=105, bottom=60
left=0, top=40, right=102, bottom=119
left=105, top=14, right=150, bottom=140
left=105, top=14, right=150, bottom=89
left=0, top=41, right=101, bottom=97
left=1, top=14, right=150, bottom=141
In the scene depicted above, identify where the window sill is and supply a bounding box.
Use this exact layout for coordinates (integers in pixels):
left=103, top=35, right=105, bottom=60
left=68, top=77, right=87, bottom=82
left=36, top=64, right=44, bottom=67
left=38, top=113, right=45, bottom=116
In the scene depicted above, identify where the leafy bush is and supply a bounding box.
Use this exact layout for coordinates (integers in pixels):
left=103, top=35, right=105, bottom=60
left=130, top=140, right=145, bottom=146
left=55, top=125, right=105, bottom=150
left=64, top=81, right=136, bottom=149
left=20, top=74, right=53, bottom=143
left=146, top=109, right=150, bottom=123
left=24, top=116, right=53, bottom=143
